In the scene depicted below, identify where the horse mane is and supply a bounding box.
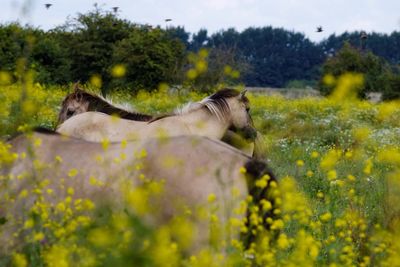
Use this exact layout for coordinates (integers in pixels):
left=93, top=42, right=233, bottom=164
left=61, top=87, right=153, bottom=122
left=149, top=88, right=244, bottom=124
left=33, top=127, right=60, bottom=135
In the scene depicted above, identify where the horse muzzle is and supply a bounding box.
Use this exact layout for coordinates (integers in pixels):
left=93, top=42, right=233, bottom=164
left=231, top=126, right=257, bottom=141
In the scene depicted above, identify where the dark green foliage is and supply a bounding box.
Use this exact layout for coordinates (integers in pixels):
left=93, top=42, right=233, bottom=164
left=383, top=72, right=400, bottom=100
left=208, top=27, right=324, bottom=88
left=190, top=28, right=209, bottom=51
left=1, top=9, right=400, bottom=98
left=319, top=31, right=400, bottom=66
left=61, top=8, right=134, bottom=94
left=318, top=42, right=393, bottom=98
left=0, top=8, right=187, bottom=95
left=31, top=30, right=73, bottom=84
left=0, top=23, right=40, bottom=79
left=166, top=26, right=190, bottom=47
left=185, top=46, right=250, bottom=92
left=110, top=28, right=185, bottom=93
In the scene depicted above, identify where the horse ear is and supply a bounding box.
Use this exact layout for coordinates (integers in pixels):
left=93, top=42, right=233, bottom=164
left=73, top=82, right=81, bottom=92
left=239, top=89, right=247, bottom=100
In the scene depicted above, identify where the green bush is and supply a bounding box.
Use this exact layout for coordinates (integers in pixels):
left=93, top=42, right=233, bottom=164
left=318, top=42, right=393, bottom=98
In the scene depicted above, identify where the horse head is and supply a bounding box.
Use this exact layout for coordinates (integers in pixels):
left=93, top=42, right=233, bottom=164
left=206, top=89, right=257, bottom=141
left=57, top=85, right=90, bottom=125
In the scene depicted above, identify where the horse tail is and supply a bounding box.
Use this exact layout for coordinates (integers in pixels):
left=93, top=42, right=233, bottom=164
left=242, top=159, right=280, bottom=249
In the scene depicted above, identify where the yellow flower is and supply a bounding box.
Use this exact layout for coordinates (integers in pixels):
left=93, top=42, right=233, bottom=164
left=88, top=227, right=114, bottom=247
left=320, top=212, right=332, bottom=222
left=18, top=189, right=28, bottom=199
left=277, top=233, right=290, bottom=249
left=296, top=160, right=304, bottom=167
left=363, top=158, right=373, bottom=175
left=347, top=174, right=356, bottom=181
left=311, top=151, right=320, bottom=158
left=55, top=155, right=63, bottom=163
left=353, top=127, right=371, bottom=142
left=12, top=253, right=27, bottom=267
left=24, top=218, right=34, bottom=229
left=270, top=219, right=284, bottom=230
left=345, top=151, right=353, bottom=158
left=186, top=69, right=197, bottom=80
left=255, top=178, right=268, bottom=189
left=207, top=193, right=216, bottom=203
left=327, top=170, right=337, bottom=181
left=33, top=232, right=45, bottom=242
left=44, top=244, right=70, bottom=267
left=239, top=166, right=247, bottom=174
left=111, top=64, right=126, bottom=78
left=101, top=138, right=110, bottom=151
left=90, top=74, right=102, bottom=88
left=68, top=168, right=78, bottom=177
left=67, top=187, right=74, bottom=195
left=320, top=149, right=341, bottom=170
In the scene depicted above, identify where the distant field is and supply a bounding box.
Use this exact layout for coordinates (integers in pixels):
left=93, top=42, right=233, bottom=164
left=247, top=87, right=383, bottom=103
left=246, top=87, right=321, bottom=99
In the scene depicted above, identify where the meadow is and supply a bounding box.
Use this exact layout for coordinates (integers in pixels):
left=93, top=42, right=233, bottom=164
left=0, top=74, right=400, bottom=266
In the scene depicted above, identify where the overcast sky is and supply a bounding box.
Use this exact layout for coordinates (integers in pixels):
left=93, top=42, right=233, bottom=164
left=2, top=0, right=400, bottom=42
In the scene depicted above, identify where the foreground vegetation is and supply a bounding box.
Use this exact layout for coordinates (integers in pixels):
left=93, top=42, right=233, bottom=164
left=0, top=73, right=399, bottom=266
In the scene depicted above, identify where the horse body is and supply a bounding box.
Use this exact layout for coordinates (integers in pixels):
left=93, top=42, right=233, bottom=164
left=57, top=86, right=265, bottom=158
left=1, top=131, right=275, bottom=254
left=56, top=108, right=229, bottom=142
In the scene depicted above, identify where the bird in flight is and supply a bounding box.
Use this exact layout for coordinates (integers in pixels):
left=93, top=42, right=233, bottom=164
left=316, top=26, right=323, bottom=33
left=112, top=7, right=119, bottom=13
left=45, top=3, right=52, bottom=9
left=165, top=19, right=172, bottom=22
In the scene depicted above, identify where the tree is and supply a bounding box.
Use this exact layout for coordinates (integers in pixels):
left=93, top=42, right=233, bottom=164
left=0, top=23, right=43, bottom=80
left=184, top=46, right=250, bottom=92
left=190, top=29, right=209, bottom=51
left=166, top=26, right=190, bottom=48
left=382, top=71, right=400, bottom=100
left=111, top=28, right=185, bottom=93
left=318, top=42, right=393, bottom=98
left=31, top=29, right=72, bottom=84
left=61, top=6, right=133, bottom=94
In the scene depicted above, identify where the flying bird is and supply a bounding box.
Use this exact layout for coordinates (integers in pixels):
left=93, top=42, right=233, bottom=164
left=360, top=31, right=368, bottom=39
left=45, top=3, right=52, bottom=9
left=316, top=26, right=323, bottom=33
left=112, top=7, right=119, bottom=13
left=165, top=19, right=172, bottom=22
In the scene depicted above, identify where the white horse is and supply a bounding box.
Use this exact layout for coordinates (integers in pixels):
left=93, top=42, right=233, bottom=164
left=57, top=89, right=257, bottom=145
left=1, top=129, right=277, bottom=254
left=57, top=86, right=267, bottom=158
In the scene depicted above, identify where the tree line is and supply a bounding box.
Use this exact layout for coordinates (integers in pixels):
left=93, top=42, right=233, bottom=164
left=0, top=7, right=399, bottom=98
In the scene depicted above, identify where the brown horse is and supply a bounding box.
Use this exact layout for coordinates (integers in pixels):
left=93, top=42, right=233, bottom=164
left=57, top=84, right=152, bottom=125
left=1, top=129, right=277, bottom=254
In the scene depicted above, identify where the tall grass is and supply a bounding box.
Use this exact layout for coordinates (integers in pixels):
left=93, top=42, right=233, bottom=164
left=1, top=75, right=400, bottom=266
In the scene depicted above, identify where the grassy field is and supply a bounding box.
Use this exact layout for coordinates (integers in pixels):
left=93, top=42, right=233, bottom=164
left=1, top=77, right=400, bottom=266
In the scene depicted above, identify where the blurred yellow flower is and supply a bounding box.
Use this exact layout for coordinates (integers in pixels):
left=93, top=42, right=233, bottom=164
left=111, top=64, right=126, bottom=78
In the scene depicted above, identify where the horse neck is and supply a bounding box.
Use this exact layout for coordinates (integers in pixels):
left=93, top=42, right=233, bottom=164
left=180, top=107, right=231, bottom=139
